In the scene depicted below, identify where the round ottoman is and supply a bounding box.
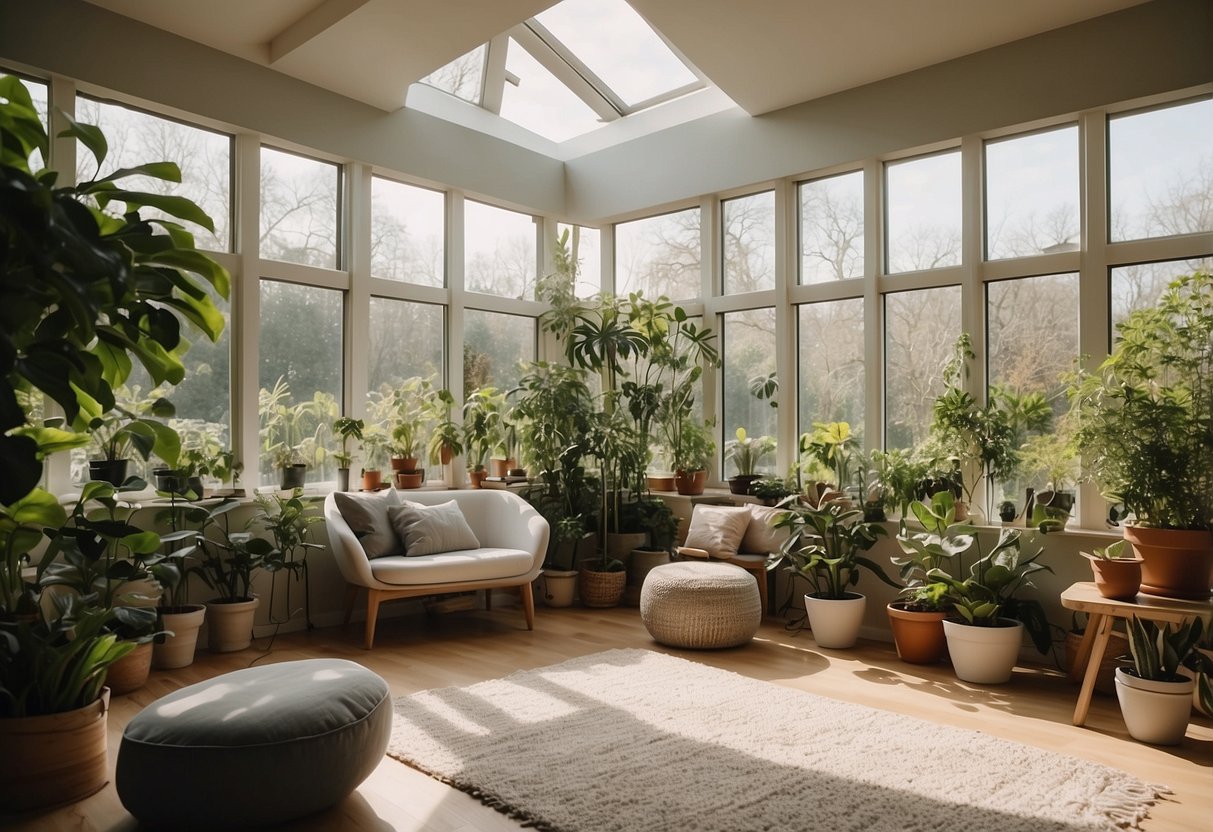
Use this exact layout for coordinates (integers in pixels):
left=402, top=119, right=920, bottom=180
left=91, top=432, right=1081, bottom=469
left=116, top=659, right=392, bottom=829
left=640, top=561, right=761, bottom=648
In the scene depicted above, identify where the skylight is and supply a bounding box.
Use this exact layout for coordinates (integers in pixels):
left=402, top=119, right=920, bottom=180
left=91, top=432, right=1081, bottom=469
left=532, top=0, right=699, bottom=109
left=414, top=0, right=706, bottom=143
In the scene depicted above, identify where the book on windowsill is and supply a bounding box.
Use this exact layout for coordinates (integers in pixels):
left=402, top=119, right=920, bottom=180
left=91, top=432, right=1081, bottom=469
left=480, top=476, right=529, bottom=490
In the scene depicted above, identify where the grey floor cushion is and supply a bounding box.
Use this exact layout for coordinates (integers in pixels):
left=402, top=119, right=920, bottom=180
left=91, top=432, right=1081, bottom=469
left=116, top=658, right=392, bottom=829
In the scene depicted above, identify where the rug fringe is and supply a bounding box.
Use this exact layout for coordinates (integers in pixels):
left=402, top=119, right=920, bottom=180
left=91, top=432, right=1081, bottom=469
left=1088, top=780, right=1170, bottom=829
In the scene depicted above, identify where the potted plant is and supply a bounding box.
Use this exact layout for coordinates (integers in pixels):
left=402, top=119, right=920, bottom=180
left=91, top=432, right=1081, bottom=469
left=770, top=500, right=897, bottom=648
left=0, top=78, right=229, bottom=809
left=463, top=387, right=504, bottom=488
left=929, top=527, right=1052, bottom=684
left=332, top=416, right=364, bottom=492
left=386, top=375, right=434, bottom=479
left=798, top=421, right=860, bottom=498
left=1070, top=270, right=1213, bottom=599
left=620, top=495, right=678, bottom=606
left=147, top=494, right=208, bottom=670
left=359, top=426, right=387, bottom=490
left=749, top=477, right=797, bottom=506
left=867, top=447, right=927, bottom=521
left=425, top=387, right=463, bottom=468
left=87, top=397, right=181, bottom=486
left=888, top=492, right=974, bottom=664
left=1081, top=539, right=1143, bottom=600
left=725, top=427, right=775, bottom=495
left=1116, top=616, right=1203, bottom=745
left=669, top=417, right=715, bottom=496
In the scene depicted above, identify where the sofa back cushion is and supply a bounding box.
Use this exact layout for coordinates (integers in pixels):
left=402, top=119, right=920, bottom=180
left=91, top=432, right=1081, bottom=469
left=333, top=489, right=403, bottom=559
left=741, top=503, right=791, bottom=554
left=388, top=500, right=481, bottom=557
left=683, top=504, right=751, bottom=560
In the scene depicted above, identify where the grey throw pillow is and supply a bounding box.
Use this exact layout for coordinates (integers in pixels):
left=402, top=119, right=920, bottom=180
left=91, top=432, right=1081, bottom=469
left=387, top=500, right=480, bottom=557
left=333, top=489, right=403, bottom=559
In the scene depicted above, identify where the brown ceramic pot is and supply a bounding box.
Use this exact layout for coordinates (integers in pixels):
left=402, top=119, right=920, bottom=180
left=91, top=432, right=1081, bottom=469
left=886, top=602, right=948, bottom=664
left=1123, top=526, right=1213, bottom=599
left=1082, top=551, right=1143, bottom=600
left=674, top=469, right=707, bottom=496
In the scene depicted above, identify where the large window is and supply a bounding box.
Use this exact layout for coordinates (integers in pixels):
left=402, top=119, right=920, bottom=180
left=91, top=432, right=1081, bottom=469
left=370, top=177, right=444, bottom=286
left=884, top=286, right=961, bottom=449
left=368, top=298, right=445, bottom=393
left=1110, top=257, right=1213, bottom=336
left=499, top=37, right=604, bottom=143
left=1109, top=97, right=1213, bottom=242
left=722, top=191, right=775, bottom=294
left=463, top=309, right=536, bottom=395
left=987, top=273, right=1080, bottom=505
left=615, top=208, right=701, bottom=299
left=557, top=223, right=602, bottom=298
left=798, top=299, right=865, bottom=440
left=464, top=200, right=538, bottom=300
left=76, top=96, right=232, bottom=251
left=258, top=281, right=344, bottom=486
left=985, top=126, right=1079, bottom=260
left=260, top=147, right=341, bottom=269
left=885, top=151, right=962, bottom=274
left=799, top=171, right=864, bottom=284
left=722, top=308, right=777, bottom=476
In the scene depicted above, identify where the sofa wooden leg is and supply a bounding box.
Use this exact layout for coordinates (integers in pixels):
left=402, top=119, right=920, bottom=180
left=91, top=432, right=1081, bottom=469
left=485, top=589, right=493, bottom=610
left=520, top=582, right=535, bottom=631
left=364, top=591, right=382, bottom=649
left=342, top=585, right=358, bottom=627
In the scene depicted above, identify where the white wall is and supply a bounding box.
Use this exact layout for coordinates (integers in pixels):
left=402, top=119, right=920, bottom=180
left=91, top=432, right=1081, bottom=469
left=565, top=0, right=1213, bottom=221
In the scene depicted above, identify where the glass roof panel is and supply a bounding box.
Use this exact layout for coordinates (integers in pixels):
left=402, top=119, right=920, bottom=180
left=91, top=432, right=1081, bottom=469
left=420, top=44, right=486, bottom=104
left=500, top=37, right=604, bottom=143
left=534, top=0, right=699, bottom=107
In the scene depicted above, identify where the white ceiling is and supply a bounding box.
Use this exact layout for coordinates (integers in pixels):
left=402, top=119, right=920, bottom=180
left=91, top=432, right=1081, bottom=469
left=84, top=0, right=1149, bottom=115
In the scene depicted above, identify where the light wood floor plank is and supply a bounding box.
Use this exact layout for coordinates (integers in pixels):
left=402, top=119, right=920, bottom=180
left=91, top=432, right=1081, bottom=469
left=4, top=603, right=1209, bottom=831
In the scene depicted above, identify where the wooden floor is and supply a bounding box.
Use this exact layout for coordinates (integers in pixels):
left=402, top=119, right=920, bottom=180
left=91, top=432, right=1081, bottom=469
left=8, top=600, right=1211, bottom=832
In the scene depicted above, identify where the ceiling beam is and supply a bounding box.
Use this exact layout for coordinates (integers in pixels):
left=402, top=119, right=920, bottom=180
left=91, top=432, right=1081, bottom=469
left=269, top=0, right=371, bottom=64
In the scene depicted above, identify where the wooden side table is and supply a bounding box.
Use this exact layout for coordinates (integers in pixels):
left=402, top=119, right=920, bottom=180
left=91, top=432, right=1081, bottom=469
left=1059, top=582, right=1212, bottom=726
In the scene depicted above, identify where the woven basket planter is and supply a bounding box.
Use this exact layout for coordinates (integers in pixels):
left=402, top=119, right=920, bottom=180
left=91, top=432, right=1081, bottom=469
left=579, top=562, right=626, bottom=608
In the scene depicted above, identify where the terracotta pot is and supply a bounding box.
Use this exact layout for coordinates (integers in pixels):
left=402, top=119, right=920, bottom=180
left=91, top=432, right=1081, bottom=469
left=489, top=458, right=516, bottom=478
left=106, top=641, right=153, bottom=695
left=646, top=474, right=675, bottom=492
left=1123, top=525, right=1213, bottom=599
left=579, top=560, right=626, bottom=608
left=205, top=596, right=259, bottom=652
left=361, top=469, right=383, bottom=490
left=439, top=445, right=454, bottom=465
left=390, top=456, right=418, bottom=473
left=886, top=603, right=948, bottom=664
left=153, top=604, right=206, bottom=670
left=0, top=689, right=110, bottom=811
left=468, top=469, right=488, bottom=489
left=1082, top=552, right=1144, bottom=600
left=394, top=470, right=424, bottom=489
left=674, top=469, right=707, bottom=496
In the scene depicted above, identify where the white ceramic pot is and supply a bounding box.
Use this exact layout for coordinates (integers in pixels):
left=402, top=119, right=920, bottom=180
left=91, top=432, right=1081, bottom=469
left=205, top=596, right=259, bottom=652
left=153, top=605, right=207, bottom=669
left=1115, top=667, right=1194, bottom=745
left=943, top=618, right=1023, bottom=684
left=803, top=593, right=866, bottom=649
left=539, top=570, right=578, bottom=608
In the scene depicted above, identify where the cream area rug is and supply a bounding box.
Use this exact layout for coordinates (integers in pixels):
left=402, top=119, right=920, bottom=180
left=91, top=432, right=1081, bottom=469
left=388, top=649, right=1161, bottom=832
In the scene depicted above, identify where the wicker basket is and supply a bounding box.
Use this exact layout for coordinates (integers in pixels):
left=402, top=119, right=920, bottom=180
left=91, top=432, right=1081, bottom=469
left=1065, top=629, right=1129, bottom=696
left=579, top=562, right=626, bottom=608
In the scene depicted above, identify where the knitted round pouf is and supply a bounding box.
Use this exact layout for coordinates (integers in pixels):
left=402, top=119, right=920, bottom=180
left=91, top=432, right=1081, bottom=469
left=640, top=561, right=761, bottom=648
left=116, top=659, right=391, bottom=829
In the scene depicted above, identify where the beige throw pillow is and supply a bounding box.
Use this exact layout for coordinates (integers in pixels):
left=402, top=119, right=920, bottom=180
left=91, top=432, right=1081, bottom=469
left=683, top=504, right=751, bottom=560
left=387, top=500, right=481, bottom=557
left=333, top=489, right=403, bottom=559
left=741, top=503, right=791, bottom=554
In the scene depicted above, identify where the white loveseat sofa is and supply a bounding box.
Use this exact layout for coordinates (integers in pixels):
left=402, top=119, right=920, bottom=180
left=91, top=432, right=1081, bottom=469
left=323, top=489, right=549, bottom=648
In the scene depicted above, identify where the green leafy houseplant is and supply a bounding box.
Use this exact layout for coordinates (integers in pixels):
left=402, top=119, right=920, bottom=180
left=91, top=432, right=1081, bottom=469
left=462, top=387, right=505, bottom=475
left=332, top=416, right=365, bottom=470
left=892, top=492, right=974, bottom=613
left=749, top=477, right=797, bottom=505
left=425, top=388, right=463, bottom=466
left=1070, top=271, right=1213, bottom=531
left=1123, top=615, right=1203, bottom=683
left=191, top=496, right=315, bottom=604
left=1, top=76, right=227, bottom=735
left=770, top=501, right=896, bottom=600
left=725, top=427, right=775, bottom=477
left=798, top=421, right=860, bottom=492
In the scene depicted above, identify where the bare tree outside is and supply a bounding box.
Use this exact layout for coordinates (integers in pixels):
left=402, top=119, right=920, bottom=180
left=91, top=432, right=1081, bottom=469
left=420, top=45, right=487, bottom=103
left=800, top=171, right=864, bottom=283
left=722, top=191, right=775, bottom=293
left=371, top=177, right=444, bottom=286
left=463, top=309, right=535, bottom=395
left=885, top=286, right=961, bottom=449
left=798, top=299, right=865, bottom=439
left=465, top=200, right=538, bottom=300
left=985, top=126, right=1079, bottom=260
left=722, top=307, right=777, bottom=473
left=616, top=208, right=700, bottom=299
left=886, top=151, right=962, bottom=274
left=260, top=147, right=340, bottom=269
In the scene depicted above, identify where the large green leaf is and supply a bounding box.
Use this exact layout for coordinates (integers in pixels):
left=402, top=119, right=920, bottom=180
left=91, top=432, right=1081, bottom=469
left=95, top=161, right=182, bottom=185
left=57, top=110, right=108, bottom=167
left=90, top=186, right=215, bottom=232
